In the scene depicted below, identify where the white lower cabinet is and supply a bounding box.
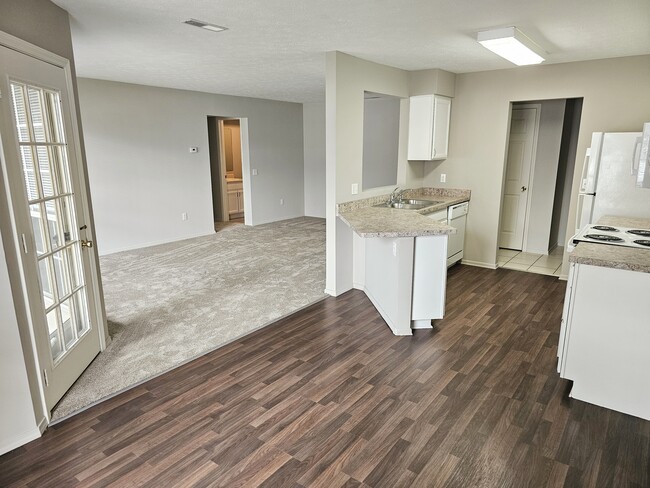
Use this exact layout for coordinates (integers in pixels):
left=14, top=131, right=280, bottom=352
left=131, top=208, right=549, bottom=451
left=558, top=262, right=650, bottom=420
left=227, top=181, right=244, bottom=217
left=363, top=234, right=448, bottom=335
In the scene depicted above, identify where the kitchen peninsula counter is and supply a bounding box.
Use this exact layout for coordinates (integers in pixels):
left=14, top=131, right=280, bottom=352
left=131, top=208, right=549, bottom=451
left=336, top=187, right=471, bottom=336
left=569, top=215, right=650, bottom=274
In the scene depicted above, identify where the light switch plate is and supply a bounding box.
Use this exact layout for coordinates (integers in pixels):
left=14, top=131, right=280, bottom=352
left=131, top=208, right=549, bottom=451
left=440, top=174, right=447, bottom=183
left=252, top=169, right=258, bottom=175
left=351, top=183, right=359, bottom=195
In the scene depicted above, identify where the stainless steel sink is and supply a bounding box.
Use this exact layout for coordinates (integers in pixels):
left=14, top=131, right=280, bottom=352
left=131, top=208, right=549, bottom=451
left=373, top=199, right=443, bottom=210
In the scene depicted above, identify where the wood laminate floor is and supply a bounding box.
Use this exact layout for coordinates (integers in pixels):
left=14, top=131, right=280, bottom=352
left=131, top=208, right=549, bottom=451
left=1, top=265, right=648, bottom=487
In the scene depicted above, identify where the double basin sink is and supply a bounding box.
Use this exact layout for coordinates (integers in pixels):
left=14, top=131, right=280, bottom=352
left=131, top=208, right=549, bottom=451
left=374, top=199, right=443, bottom=210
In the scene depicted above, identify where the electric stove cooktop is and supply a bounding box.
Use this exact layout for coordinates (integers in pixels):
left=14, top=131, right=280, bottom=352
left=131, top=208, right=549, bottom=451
left=573, top=225, right=650, bottom=249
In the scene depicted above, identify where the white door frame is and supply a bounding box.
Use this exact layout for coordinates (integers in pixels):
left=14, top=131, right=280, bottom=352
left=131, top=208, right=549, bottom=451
left=497, top=102, right=541, bottom=253
left=215, top=117, right=252, bottom=225
left=0, top=31, right=108, bottom=421
left=217, top=120, right=230, bottom=221
left=239, top=118, right=252, bottom=226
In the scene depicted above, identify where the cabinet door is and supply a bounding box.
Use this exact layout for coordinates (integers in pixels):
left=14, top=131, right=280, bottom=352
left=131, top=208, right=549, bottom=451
left=227, top=190, right=239, bottom=215
left=407, top=95, right=434, bottom=160
left=237, top=191, right=244, bottom=212
left=432, top=96, right=451, bottom=160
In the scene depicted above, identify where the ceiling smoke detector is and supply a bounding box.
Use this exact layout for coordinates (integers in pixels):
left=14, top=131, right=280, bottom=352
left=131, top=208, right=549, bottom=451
left=183, top=19, right=228, bottom=33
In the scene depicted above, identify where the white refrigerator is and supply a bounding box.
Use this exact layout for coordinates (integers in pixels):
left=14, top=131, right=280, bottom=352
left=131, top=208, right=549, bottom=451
left=575, top=131, right=650, bottom=233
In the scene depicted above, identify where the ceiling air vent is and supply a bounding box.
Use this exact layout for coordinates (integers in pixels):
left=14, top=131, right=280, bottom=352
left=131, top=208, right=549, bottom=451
left=183, top=19, right=228, bottom=32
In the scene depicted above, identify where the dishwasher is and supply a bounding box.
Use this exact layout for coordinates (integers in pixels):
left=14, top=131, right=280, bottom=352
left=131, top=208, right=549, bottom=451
left=447, top=202, right=468, bottom=267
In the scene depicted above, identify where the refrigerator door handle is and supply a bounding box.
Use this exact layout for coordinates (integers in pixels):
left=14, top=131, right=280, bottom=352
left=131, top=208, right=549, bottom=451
left=575, top=193, right=585, bottom=235
left=580, top=149, right=591, bottom=192
left=632, top=137, right=642, bottom=175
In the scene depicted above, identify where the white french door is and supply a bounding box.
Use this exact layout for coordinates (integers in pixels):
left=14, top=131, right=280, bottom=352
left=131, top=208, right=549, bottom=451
left=0, top=43, right=103, bottom=412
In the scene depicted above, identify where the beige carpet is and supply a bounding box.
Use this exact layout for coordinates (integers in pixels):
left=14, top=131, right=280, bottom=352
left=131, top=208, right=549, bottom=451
left=51, top=217, right=326, bottom=421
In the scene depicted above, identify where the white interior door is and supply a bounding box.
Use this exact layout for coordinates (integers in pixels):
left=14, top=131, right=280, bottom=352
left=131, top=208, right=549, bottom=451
left=0, top=45, right=102, bottom=411
left=499, top=106, right=538, bottom=250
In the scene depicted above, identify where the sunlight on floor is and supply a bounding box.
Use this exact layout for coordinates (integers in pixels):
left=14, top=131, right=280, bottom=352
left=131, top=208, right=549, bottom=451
left=497, top=246, right=563, bottom=276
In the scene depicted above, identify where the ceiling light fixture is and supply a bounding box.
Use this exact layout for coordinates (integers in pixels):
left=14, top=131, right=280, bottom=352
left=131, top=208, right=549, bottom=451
left=477, top=27, right=545, bottom=66
left=183, top=19, right=228, bottom=33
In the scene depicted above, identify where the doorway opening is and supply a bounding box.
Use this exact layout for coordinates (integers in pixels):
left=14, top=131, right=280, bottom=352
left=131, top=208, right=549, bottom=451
left=497, top=98, right=583, bottom=275
left=207, top=117, right=249, bottom=232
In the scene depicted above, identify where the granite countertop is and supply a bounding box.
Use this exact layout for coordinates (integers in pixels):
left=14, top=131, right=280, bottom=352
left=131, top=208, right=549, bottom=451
left=337, top=188, right=470, bottom=238
left=569, top=215, right=650, bottom=273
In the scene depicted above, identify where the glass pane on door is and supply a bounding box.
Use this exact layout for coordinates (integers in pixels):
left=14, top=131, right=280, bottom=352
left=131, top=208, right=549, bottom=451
left=10, top=80, right=92, bottom=364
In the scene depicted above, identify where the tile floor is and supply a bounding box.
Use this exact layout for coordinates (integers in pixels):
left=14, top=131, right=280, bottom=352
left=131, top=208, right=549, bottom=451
left=497, top=246, right=564, bottom=276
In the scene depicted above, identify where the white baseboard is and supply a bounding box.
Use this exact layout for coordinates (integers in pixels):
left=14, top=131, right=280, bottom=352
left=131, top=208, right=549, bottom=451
left=461, top=259, right=497, bottom=269
left=38, top=416, right=48, bottom=433
left=558, top=274, right=568, bottom=281
left=0, top=425, right=42, bottom=456
left=324, top=288, right=337, bottom=297
left=100, top=231, right=215, bottom=256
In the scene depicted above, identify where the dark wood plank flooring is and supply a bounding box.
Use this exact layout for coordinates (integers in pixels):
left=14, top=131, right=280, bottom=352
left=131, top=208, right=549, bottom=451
left=1, top=265, right=648, bottom=487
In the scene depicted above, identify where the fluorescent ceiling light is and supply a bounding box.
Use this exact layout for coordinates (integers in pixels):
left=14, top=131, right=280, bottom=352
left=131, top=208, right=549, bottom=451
left=477, top=27, right=545, bottom=66
left=183, top=19, right=228, bottom=32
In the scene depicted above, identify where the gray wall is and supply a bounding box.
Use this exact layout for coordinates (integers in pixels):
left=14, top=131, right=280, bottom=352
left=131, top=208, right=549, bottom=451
left=302, top=102, right=326, bottom=218
left=422, top=55, right=650, bottom=273
left=0, top=0, right=85, bottom=453
left=362, top=97, right=400, bottom=191
left=77, top=78, right=305, bottom=254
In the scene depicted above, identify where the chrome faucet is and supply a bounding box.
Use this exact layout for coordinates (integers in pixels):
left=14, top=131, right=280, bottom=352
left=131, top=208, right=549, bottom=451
left=389, top=187, right=406, bottom=204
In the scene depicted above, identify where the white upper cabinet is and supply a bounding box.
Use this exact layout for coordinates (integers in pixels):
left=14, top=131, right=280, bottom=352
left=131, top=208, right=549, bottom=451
left=407, top=95, right=451, bottom=161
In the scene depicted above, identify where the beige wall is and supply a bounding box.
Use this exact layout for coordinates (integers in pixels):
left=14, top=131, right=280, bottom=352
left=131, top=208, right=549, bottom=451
left=325, top=52, right=418, bottom=294
left=423, top=55, right=650, bottom=272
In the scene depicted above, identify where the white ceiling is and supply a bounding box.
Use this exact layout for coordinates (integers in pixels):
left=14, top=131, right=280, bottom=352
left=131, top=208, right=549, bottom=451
left=53, top=0, right=650, bottom=103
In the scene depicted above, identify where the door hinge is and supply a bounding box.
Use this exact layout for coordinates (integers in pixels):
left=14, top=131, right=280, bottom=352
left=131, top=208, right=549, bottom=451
left=20, top=233, right=28, bottom=254
left=43, top=369, right=49, bottom=387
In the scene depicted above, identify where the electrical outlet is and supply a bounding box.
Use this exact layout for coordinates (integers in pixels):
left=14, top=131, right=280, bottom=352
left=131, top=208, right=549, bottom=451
left=189, top=147, right=198, bottom=153
left=351, top=183, right=359, bottom=195
left=280, top=198, right=284, bottom=205
left=440, top=173, right=447, bottom=183
left=181, top=212, right=188, bottom=221
left=252, top=169, right=258, bottom=176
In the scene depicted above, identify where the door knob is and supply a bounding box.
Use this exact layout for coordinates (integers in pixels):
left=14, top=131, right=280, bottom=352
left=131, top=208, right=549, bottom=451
left=521, top=186, right=527, bottom=192
left=81, top=239, right=93, bottom=248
